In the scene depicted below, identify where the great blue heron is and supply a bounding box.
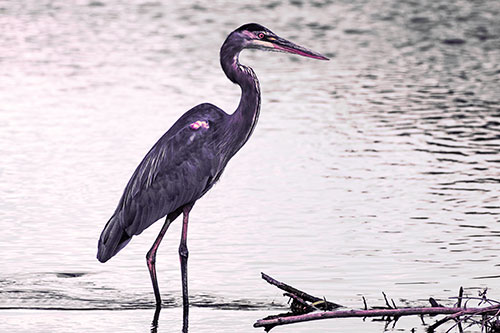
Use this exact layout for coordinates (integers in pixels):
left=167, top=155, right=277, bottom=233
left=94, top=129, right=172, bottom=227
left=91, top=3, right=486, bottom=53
left=97, top=22, right=327, bottom=329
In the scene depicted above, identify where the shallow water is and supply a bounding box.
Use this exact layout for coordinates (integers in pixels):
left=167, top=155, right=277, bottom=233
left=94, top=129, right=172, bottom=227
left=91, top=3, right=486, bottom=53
left=1, top=0, right=499, bottom=332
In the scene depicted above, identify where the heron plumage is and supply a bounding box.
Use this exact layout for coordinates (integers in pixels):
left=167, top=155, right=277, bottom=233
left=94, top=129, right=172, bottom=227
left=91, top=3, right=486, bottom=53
left=97, top=103, right=231, bottom=262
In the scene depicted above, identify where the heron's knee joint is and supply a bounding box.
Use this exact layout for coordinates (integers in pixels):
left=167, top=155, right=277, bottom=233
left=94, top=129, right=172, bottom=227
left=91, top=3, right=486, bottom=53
left=146, top=252, right=156, bottom=264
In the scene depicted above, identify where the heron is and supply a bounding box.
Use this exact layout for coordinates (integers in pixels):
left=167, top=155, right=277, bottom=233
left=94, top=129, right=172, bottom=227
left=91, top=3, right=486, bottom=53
left=97, top=23, right=327, bottom=329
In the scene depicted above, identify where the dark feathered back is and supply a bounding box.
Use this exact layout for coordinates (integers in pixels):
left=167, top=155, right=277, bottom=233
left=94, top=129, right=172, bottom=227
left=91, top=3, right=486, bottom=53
left=97, top=103, right=230, bottom=262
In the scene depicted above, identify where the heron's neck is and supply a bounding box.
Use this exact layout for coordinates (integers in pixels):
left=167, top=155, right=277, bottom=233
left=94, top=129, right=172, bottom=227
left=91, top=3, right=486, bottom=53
left=220, top=42, right=261, bottom=150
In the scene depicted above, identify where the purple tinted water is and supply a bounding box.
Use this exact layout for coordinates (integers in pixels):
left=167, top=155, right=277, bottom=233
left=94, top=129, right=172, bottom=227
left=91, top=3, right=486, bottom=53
left=1, top=0, right=499, bottom=332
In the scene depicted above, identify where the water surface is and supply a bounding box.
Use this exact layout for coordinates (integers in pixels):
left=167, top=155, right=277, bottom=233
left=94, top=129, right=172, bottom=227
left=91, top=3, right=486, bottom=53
left=1, top=0, right=499, bottom=332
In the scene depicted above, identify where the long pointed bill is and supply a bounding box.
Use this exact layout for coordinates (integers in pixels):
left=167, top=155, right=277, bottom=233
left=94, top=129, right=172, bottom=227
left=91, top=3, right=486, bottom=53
left=271, top=36, right=329, bottom=60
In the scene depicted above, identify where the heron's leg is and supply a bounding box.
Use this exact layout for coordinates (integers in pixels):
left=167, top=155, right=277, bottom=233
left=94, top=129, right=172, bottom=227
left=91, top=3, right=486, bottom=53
left=179, top=204, right=193, bottom=333
left=146, top=217, right=174, bottom=309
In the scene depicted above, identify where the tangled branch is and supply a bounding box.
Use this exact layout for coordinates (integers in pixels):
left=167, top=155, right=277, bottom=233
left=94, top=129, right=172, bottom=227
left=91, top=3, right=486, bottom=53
left=254, top=273, right=500, bottom=332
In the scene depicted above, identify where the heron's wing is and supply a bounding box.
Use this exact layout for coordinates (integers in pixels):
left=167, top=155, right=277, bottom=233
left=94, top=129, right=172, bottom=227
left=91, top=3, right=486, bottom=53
left=116, top=105, right=227, bottom=236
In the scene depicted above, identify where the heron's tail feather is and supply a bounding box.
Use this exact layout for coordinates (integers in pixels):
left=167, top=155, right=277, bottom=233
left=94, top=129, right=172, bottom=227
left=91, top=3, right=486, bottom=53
left=97, top=214, right=132, bottom=263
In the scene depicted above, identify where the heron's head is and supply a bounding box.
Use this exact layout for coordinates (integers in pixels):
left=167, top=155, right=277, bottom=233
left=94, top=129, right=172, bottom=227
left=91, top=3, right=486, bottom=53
left=234, top=23, right=328, bottom=61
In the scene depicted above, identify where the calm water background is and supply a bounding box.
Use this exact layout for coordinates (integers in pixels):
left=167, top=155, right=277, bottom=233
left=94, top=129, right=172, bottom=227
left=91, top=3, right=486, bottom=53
left=1, top=0, right=499, bottom=332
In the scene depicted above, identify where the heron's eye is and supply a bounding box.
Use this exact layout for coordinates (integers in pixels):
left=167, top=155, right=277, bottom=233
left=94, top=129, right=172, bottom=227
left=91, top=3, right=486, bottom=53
left=258, top=33, right=265, bottom=39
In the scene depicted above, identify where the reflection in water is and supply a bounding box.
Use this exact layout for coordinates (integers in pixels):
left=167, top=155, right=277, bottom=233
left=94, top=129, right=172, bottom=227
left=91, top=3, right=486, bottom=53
left=151, top=307, right=160, bottom=333
left=0, top=0, right=499, bottom=332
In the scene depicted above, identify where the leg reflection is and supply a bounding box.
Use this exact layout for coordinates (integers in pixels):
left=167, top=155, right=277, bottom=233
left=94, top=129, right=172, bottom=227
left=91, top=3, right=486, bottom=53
left=150, top=305, right=189, bottom=333
left=182, top=307, right=189, bottom=333
left=151, top=306, right=161, bottom=333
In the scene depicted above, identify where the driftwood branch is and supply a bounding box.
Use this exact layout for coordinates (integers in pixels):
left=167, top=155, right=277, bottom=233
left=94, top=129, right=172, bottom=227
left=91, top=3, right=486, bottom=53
left=260, top=272, right=341, bottom=311
left=255, top=305, right=500, bottom=330
left=254, top=273, right=500, bottom=332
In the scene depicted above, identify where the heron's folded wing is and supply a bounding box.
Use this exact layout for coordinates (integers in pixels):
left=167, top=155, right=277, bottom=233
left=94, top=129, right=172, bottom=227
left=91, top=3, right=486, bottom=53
left=116, top=116, right=224, bottom=236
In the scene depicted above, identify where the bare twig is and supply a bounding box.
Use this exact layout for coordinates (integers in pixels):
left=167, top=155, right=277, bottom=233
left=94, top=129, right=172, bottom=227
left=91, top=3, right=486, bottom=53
left=383, top=292, right=392, bottom=309
left=457, top=287, right=463, bottom=308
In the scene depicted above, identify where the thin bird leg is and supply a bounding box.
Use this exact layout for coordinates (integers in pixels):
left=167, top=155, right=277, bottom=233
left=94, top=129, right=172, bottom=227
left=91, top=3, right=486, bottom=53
left=146, top=217, right=174, bottom=309
left=179, top=204, right=193, bottom=332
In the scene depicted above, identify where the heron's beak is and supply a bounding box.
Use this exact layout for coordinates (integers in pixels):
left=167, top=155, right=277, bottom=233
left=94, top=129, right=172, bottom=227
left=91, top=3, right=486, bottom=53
left=270, top=36, right=329, bottom=61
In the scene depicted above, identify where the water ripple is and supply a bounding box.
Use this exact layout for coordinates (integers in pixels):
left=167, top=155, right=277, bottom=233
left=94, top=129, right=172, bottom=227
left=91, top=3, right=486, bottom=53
left=0, top=273, right=280, bottom=311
